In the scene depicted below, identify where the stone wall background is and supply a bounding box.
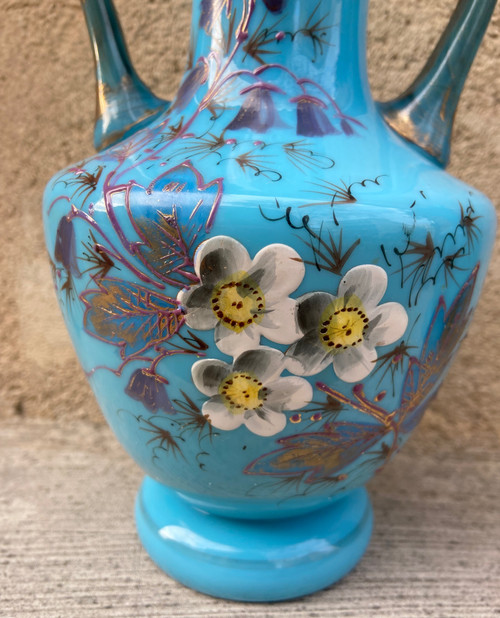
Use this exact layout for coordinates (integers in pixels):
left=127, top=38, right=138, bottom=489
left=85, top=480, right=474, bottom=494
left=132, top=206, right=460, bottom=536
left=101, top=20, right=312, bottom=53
left=1, top=0, right=498, bottom=449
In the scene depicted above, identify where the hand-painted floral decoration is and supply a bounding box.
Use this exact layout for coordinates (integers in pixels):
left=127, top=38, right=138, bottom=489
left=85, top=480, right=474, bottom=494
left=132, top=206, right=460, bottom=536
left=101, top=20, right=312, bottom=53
left=226, top=83, right=287, bottom=134
left=263, top=0, right=285, bottom=12
left=291, top=95, right=339, bottom=137
left=172, top=60, right=209, bottom=111
left=177, top=235, right=304, bottom=356
left=285, top=265, right=408, bottom=382
left=54, top=215, right=81, bottom=277
left=192, top=347, right=313, bottom=436
left=125, top=368, right=176, bottom=414
left=199, top=0, right=230, bottom=33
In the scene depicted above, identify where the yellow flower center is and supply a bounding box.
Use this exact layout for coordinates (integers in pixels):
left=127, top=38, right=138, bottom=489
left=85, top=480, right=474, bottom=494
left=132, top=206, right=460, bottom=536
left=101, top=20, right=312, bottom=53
left=320, top=295, right=369, bottom=351
left=219, top=372, right=268, bottom=413
left=211, top=272, right=265, bottom=332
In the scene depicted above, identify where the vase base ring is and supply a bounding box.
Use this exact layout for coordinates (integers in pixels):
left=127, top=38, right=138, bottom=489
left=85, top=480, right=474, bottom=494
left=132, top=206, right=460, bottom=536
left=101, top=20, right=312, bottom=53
left=135, top=476, right=373, bottom=602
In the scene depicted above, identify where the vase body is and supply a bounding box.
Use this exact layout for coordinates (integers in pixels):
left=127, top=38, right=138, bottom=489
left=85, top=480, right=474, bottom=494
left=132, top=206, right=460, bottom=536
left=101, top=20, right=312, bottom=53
left=43, top=0, right=496, bottom=601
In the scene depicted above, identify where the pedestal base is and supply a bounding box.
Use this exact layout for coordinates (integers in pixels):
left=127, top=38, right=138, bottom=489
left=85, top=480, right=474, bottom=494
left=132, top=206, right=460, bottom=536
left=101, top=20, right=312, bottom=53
left=135, top=477, right=373, bottom=602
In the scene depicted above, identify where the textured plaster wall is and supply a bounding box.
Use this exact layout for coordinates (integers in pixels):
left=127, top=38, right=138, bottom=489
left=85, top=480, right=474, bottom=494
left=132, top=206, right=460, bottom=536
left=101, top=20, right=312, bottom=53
left=0, top=0, right=498, bottom=449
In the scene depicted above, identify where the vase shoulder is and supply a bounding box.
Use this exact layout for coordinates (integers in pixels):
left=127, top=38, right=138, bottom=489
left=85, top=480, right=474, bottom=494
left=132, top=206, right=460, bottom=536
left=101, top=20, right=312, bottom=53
left=45, top=106, right=496, bottom=222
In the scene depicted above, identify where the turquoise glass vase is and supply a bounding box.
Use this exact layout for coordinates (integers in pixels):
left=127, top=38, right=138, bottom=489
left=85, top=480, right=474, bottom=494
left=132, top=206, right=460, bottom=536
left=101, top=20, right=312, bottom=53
left=43, top=0, right=497, bottom=601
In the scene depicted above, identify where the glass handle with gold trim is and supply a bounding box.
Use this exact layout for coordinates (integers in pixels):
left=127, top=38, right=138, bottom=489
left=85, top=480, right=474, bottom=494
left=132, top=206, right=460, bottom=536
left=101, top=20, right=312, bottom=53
left=380, top=0, right=497, bottom=167
left=81, top=0, right=169, bottom=151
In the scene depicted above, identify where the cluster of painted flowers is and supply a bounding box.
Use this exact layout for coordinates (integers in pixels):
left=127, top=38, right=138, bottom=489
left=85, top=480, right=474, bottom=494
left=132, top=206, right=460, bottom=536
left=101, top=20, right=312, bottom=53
left=178, top=236, right=408, bottom=436
left=174, top=68, right=359, bottom=137
left=225, top=87, right=355, bottom=138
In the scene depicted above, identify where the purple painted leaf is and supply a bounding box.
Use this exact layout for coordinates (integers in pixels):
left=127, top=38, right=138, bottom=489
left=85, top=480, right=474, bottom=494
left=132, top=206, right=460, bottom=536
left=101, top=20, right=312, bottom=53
left=172, top=60, right=208, bottom=111
left=54, top=216, right=80, bottom=277
left=398, top=264, right=478, bottom=433
left=125, top=369, right=176, bottom=414
left=397, top=359, right=431, bottom=435
left=81, top=278, right=183, bottom=356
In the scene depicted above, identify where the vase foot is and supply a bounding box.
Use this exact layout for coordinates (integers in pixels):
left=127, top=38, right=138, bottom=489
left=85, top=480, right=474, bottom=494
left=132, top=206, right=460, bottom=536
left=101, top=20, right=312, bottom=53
left=135, top=477, right=373, bottom=602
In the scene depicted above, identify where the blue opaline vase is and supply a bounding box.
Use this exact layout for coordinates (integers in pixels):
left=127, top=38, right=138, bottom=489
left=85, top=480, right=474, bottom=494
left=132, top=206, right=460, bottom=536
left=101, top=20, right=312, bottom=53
left=43, top=0, right=497, bottom=601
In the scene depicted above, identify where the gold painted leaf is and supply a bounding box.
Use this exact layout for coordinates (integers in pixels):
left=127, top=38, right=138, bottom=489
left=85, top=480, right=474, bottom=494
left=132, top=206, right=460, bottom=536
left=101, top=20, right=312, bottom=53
left=245, top=422, right=386, bottom=483
left=82, top=278, right=183, bottom=356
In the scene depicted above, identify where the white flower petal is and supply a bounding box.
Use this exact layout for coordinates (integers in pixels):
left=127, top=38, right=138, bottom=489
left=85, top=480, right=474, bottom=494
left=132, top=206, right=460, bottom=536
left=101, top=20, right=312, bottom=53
left=259, top=297, right=302, bottom=345
left=337, top=265, right=387, bottom=310
left=214, top=321, right=260, bottom=356
left=295, top=291, right=335, bottom=334
left=248, top=244, right=305, bottom=301
left=244, top=408, right=286, bottom=436
left=191, top=359, right=232, bottom=397
left=285, top=331, right=332, bottom=376
left=233, top=346, right=284, bottom=383
left=265, top=376, right=313, bottom=411
left=332, top=345, right=377, bottom=382
left=366, top=302, right=408, bottom=347
left=202, top=397, right=244, bottom=431
left=194, top=236, right=251, bottom=287
left=177, top=285, right=218, bottom=330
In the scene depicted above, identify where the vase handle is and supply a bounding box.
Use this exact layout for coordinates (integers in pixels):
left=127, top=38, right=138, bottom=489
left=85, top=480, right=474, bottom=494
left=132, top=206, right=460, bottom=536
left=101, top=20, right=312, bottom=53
left=81, top=0, right=169, bottom=151
left=379, top=0, right=497, bottom=167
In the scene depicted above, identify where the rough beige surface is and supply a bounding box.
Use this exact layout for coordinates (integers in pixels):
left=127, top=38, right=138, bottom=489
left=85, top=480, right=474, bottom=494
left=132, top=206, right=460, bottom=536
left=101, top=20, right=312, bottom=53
left=1, top=417, right=499, bottom=616
left=0, top=1, right=499, bottom=448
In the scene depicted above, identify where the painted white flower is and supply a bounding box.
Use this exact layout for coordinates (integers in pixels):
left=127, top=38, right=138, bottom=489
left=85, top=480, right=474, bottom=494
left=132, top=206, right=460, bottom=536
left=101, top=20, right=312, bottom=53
left=177, top=236, right=304, bottom=356
left=191, top=347, right=312, bottom=436
left=285, top=264, right=408, bottom=382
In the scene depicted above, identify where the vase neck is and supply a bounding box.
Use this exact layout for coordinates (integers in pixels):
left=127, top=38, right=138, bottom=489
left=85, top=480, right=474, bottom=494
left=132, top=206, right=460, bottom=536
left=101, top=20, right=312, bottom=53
left=189, top=0, right=372, bottom=115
